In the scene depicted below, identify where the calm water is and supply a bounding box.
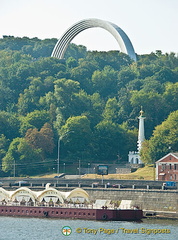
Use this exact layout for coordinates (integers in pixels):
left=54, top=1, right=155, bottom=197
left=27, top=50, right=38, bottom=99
left=0, top=217, right=178, bottom=240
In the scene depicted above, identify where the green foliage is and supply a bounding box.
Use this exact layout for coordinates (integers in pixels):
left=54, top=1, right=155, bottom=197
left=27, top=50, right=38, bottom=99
left=118, top=67, right=138, bottom=88
left=141, top=111, right=178, bottom=163
left=60, top=115, right=92, bottom=160
left=0, top=134, right=9, bottom=173
left=0, top=36, right=178, bottom=175
left=94, top=120, right=129, bottom=161
left=92, top=66, right=118, bottom=98
left=0, top=112, right=20, bottom=140
left=19, top=110, right=50, bottom=135
left=102, top=97, right=118, bottom=122
left=2, top=137, right=44, bottom=176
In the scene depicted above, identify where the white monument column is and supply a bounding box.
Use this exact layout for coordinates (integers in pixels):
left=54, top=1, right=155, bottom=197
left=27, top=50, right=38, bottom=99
left=128, top=107, right=145, bottom=165
left=137, top=107, right=146, bottom=154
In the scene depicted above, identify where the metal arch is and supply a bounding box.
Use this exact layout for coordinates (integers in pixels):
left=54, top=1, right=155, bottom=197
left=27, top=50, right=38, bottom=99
left=51, top=18, right=136, bottom=61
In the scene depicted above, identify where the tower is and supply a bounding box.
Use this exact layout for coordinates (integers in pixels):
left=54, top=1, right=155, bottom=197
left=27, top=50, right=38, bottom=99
left=137, top=107, right=146, bottom=153
left=128, top=107, right=145, bottom=165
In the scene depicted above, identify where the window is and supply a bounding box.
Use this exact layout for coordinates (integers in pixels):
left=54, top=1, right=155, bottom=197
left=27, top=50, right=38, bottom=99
left=169, top=164, right=172, bottom=170
left=174, top=164, right=177, bottom=170
left=162, top=164, right=166, bottom=170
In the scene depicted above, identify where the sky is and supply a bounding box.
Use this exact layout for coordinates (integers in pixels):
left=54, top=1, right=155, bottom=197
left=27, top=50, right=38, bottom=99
left=0, top=0, right=178, bottom=55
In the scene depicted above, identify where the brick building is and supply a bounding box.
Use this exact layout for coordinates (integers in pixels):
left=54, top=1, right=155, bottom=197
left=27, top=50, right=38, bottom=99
left=156, top=153, right=178, bottom=181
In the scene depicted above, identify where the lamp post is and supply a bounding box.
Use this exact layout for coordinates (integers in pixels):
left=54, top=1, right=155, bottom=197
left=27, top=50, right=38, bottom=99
left=57, top=131, right=73, bottom=176
left=63, top=163, right=66, bottom=173
left=57, top=138, right=60, bottom=175
left=13, top=159, right=16, bottom=178
left=88, top=163, right=90, bottom=174
left=78, top=160, right=81, bottom=177
left=153, top=162, right=155, bottom=181
left=93, top=167, right=96, bottom=178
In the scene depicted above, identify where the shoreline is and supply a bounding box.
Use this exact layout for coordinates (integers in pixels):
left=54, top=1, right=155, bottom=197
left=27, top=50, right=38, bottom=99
left=143, top=210, right=178, bottom=220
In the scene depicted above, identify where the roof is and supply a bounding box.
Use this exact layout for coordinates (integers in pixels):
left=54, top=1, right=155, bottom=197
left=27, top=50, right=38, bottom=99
left=156, top=152, right=178, bottom=163
left=0, top=186, right=89, bottom=203
left=172, top=152, right=178, bottom=158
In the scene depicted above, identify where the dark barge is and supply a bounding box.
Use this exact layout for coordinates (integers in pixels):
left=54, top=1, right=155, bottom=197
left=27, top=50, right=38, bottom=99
left=0, top=205, right=143, bottom=221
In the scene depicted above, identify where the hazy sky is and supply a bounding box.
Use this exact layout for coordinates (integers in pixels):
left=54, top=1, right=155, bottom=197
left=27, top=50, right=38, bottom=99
left=1, top=0, right=177, bottom=55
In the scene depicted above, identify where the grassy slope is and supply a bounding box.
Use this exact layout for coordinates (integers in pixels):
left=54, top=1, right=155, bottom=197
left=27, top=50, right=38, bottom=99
left=36, top=165, right=155, bottom=180
left=82, top=165, right=155, bottom=180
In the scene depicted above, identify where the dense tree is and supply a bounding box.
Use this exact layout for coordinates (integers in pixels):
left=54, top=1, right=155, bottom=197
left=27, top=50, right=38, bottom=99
left=64, top=43, right=87, bottom=60
left=130, top=90, right=166, bottom=137
left=60, top=115, right=92, bottom=160
left=92, top=66, right=118, bottom=98
left=140, top=110, right=178, bottom=163
left=25, top=123, right=55, bottom=156
left=2, top=137, right=43, bottom=176
left=118, top=67, right=138, bottom=89
left=154, top=67, right=178, bottom=84
left=87, top=93, right=104, bottom=128
left=94, top=120, right=129, bottom=161
left=70, top=60, right=96, bottom=93
left=0, top=112, right=20, bottom=140
left=102, top=97, right=119, bottom=122
left=0, top=134, right=9, bottom=171
left=66, top=57, right=78, bottom=69
left=163, top=82, right=178, bottom=113
left=0, top=84, right=13, bottom=111
left=39, top=123, right=55, bottom=155
left=53, top=78, right=81, bottom=120
left=19, top=110, right=50, bottom=135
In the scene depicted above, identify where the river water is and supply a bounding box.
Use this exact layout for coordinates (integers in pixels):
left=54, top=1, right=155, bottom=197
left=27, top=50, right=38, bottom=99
left=0, top=216, right=178, bottom=240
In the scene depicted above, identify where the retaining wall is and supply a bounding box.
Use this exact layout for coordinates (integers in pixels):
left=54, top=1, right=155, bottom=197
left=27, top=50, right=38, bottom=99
left=86, top=188, right=178, bottom=212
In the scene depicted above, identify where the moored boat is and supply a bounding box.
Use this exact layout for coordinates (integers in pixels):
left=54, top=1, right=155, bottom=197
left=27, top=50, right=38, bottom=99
left=0, top=185, right=143, bottom=221
left=0, top=205, right=143, bottom=221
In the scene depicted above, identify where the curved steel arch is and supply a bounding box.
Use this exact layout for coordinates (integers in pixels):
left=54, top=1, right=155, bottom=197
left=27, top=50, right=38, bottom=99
left=51, top=18, right=136, bottom=61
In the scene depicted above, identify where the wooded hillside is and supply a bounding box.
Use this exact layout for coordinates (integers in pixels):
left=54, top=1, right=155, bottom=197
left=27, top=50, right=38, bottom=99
left=0, top=36, right=178, bottom=176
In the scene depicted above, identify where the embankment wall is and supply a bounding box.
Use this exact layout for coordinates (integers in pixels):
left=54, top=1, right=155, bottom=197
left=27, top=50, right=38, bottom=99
left=85, top=188, right=178, bottom=211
